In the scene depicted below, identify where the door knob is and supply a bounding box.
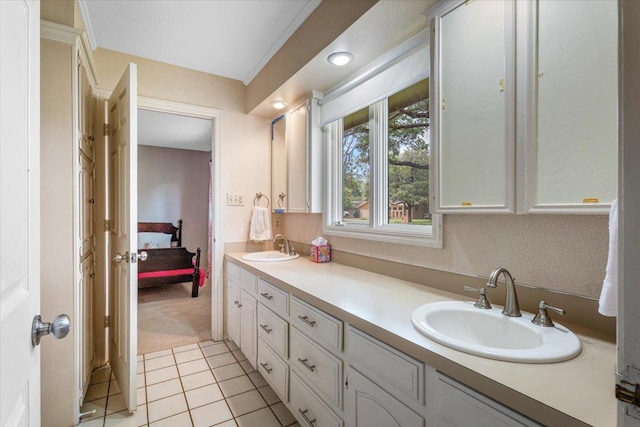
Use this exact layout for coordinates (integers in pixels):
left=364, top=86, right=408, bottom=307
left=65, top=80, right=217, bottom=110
left=32, top=314, right=70, bottom=346
left=113, top=251, right=129, bottom=263
left=137, top=251, right=148, bottom=262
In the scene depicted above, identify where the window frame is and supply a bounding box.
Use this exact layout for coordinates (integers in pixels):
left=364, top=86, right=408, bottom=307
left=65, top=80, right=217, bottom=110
left=323, top=92, right=442, bottom=248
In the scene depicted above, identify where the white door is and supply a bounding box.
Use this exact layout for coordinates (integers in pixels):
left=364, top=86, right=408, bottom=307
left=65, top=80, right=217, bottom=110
left=0, top=0, right=41, bottom=425
left=107, top=63, right=138, bottom=412
left=619, top=1, right=640, bottom=425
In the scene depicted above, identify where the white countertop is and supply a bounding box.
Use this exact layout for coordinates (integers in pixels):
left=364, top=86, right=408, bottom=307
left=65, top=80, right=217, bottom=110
left=226, top=253, right=617, bottom=427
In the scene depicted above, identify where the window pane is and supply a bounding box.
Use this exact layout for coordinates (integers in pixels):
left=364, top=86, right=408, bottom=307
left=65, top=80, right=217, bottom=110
left=342, top=107, right=370, bottom=224
left=387, top=79, right=430, bottom=225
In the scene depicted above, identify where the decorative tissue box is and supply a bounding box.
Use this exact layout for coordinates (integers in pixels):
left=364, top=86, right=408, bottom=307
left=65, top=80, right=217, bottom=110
left=311, top=244, right=331, bottom=263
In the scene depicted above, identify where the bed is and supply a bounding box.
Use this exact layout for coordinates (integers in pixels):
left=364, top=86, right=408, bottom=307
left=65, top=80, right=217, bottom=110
left=137, top=220, right=205, bottom=298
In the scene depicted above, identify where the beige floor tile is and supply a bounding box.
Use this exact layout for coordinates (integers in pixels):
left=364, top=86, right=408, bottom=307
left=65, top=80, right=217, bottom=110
left=225, top=341, right=239, bottom=351
left=185, top=383, right=224, bottom=409
left=90, top=367, right=112, bottom=384
left=144, top=349, right=173, bottom=360
left=145, top=355, right=175, bottom=372
left=226, top=390, right=267, bottom=417
left=79, top=397, right=107, bottom=421
left=212, top=363, right=245, bottom=382
left=239, top=360, right=255, bottom=374
left=257, top=385, right=280, bottom=405
left=271, top=402, right=296, bottom=426
left=79, top=417, right=104, bottom=426
left=180, top=369, right=216, bottom=391
left=173, top=343, right=200, bottom=353
left=146, top=365, right=179, bottom=385
left=104, top=404, right=148, bottom=427
left=146, top=378, right=184, bottom=402
left=174, top=348, right=204, bottom=364
left=201, top=343, right=230, bottom=357
left=206, top=352, right=237, bottom=369
left=231, top=349, right=247, bottom=362
left=137, top=387, right=147, bottom=405
left=198, top=340, right=216, bottom=348
left=85, top=382, right=110, bottom=401
left=137, top=360, right=145, bottom=374
left=218, top=376, right=255, bottom=398
left=235, top=407, right=280, bottom=427
left=212, top=421, right=237, bottom=427
left=190, top=400, right=233, bottom=427
left=109, top=380, right=121, bottom=396
left=177, top=358, right=210, bottom=376
left=137, top=354, right=144, bottom=362
left=149, top=411, right=192, bottom=427
left=137, top=372, right=146, bottom=388
left=147, top=393, right=188, bottom=423
left=106, top=393, right=128, bottom=414
left=247, top=371, right=267, bottom=388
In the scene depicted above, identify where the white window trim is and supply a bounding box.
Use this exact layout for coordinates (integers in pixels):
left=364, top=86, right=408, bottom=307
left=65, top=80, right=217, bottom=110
left=322, top=101, right=443, bottom=248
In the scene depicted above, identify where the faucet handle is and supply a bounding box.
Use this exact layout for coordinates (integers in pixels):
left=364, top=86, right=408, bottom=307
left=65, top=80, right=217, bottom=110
left=463, top=286, right=492, bottom=309
left=531, top=301, right=565, bottom=327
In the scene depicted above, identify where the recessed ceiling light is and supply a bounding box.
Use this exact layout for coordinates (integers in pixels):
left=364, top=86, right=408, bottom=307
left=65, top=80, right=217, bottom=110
left=271, top=100, right=287, bottom=109
left=328, top=51, right=354, bottom=66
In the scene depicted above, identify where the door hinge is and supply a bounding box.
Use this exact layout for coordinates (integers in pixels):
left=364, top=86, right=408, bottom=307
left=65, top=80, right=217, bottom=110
left=616, top=383, right=640, bottom=405
left=103, top=123, right=109, bottom=136
left=104, top=315, right=111, bottom=328
left=104, top=219, right=111, bottom=231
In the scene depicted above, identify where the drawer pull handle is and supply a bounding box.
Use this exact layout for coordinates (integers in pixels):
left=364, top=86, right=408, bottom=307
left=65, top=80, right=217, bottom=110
left=297, top=315, right=316, bottom=327
left=260, top=324, right=272, bottom=334
left=297, top=357, right=316, bottom=372
left=259, top=362, right=272, bottom=374
left=297, top=408, right=317, bottom=426
left=260, top=292, right=273, bottom=300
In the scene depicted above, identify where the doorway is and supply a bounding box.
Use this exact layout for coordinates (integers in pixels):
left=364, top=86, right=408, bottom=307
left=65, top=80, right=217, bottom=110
left=135, top=98, right=224, bottom=355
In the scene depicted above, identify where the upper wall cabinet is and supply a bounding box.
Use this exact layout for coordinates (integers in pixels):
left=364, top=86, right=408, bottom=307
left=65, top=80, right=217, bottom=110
left=429, top=0, right=516, bottom=213
left=271, top=93, right=323, bottom=214
left=521, top=0, right=617, bottom=214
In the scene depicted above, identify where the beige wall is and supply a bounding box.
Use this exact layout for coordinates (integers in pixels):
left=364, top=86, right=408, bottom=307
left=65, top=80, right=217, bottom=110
left=40, top=39, right=77, bottom=427
left=92, top=48, right=272, bottom=244
left=283, top=212, right=608, bottom=299
left=138, top=145, right=210, bottom=268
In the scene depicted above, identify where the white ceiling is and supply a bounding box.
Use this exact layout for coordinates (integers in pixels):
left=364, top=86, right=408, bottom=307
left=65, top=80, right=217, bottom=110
left=138, top=109, right=212, bottom=152
left=79, top=0, right=320, bottom=85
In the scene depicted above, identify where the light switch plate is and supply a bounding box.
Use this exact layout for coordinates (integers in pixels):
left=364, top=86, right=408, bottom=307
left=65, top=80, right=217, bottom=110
left=227, top=193, right=245, bottom=206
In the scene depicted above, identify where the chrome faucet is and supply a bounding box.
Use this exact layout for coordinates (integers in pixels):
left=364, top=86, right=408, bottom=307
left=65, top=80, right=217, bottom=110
left=486, top=267, right=521, bottom=317
left=273, top=233, right=295, bottom=256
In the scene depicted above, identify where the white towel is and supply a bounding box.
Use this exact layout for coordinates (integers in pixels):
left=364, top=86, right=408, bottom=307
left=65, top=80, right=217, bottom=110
left=599, top=198, right=618, bottom=317
left=249, top=206, right=272, bottom=241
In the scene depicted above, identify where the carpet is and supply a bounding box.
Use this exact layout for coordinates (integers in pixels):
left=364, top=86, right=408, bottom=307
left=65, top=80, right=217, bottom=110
left=137, top=279, right=212, bottom=355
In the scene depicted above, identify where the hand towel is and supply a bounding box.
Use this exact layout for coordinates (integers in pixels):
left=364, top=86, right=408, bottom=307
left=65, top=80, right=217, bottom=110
left=599, top=198, right=618, bottom=316
left=249, top=206, right=272, bottom=241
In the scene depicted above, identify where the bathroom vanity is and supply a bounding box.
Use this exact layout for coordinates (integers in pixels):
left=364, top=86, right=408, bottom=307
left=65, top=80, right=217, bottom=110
left=225, top=254, right=615, bottom=427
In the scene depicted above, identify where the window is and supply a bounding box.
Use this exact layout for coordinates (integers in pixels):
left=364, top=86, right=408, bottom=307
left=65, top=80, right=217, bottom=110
left=325, top=78, right=442, bottom=247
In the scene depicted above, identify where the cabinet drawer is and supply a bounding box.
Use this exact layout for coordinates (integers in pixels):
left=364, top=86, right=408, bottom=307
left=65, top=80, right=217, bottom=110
left=347, top=327, right=423, bottom=404
left=290, top=327, right=342, bottom=410
left=226, top=261, right=240, bottom=284
left=257, top=303, right=288, bottom=359
left=426, top=367, right=540, bottom=427
left=290, top=371, right=343, bottom=427
left=240, top=269, right=257, bottom=294
left=257, top=338, right=288, bottom=402
left=257, top=279, right=288, bottom=316
left=291, top=296, right=342, bottom=351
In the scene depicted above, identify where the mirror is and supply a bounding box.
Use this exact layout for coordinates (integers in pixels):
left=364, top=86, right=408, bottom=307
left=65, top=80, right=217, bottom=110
left=271, top=115, right=287, bottom=212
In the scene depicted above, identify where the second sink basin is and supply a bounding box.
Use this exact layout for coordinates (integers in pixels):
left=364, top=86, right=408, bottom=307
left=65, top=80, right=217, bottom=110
left=411, top=301, right=581, bottom=363
left=242, top=251, right=299, bottom=262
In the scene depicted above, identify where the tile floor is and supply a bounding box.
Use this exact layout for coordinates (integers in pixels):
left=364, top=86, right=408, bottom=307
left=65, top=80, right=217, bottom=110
left=79, top=340, right=299, bottom=427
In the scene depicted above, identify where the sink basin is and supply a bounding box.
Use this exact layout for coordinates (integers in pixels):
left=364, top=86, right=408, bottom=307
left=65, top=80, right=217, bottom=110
left=411, top=301, right=581, bottom=363
left=241, top=251, right=299, bottom=262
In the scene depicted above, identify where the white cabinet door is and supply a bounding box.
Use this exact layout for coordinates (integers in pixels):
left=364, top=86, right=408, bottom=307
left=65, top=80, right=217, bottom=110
left=523, top=0, right=617, bottom=213
left=225, top=281, right=241, bottom=347
left=345, top=367, right=424, bottom=427
left=239, top=290, right=257, bottom=369
left=431, top=0, right=515, bottom=213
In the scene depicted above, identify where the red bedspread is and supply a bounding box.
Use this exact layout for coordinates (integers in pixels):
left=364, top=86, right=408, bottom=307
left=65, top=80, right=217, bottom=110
left=138, top=268, right=205, bottom=287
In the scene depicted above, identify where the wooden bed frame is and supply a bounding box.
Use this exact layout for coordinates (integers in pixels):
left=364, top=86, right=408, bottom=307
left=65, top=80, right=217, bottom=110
left=137, top=220, right=204, bottom=298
